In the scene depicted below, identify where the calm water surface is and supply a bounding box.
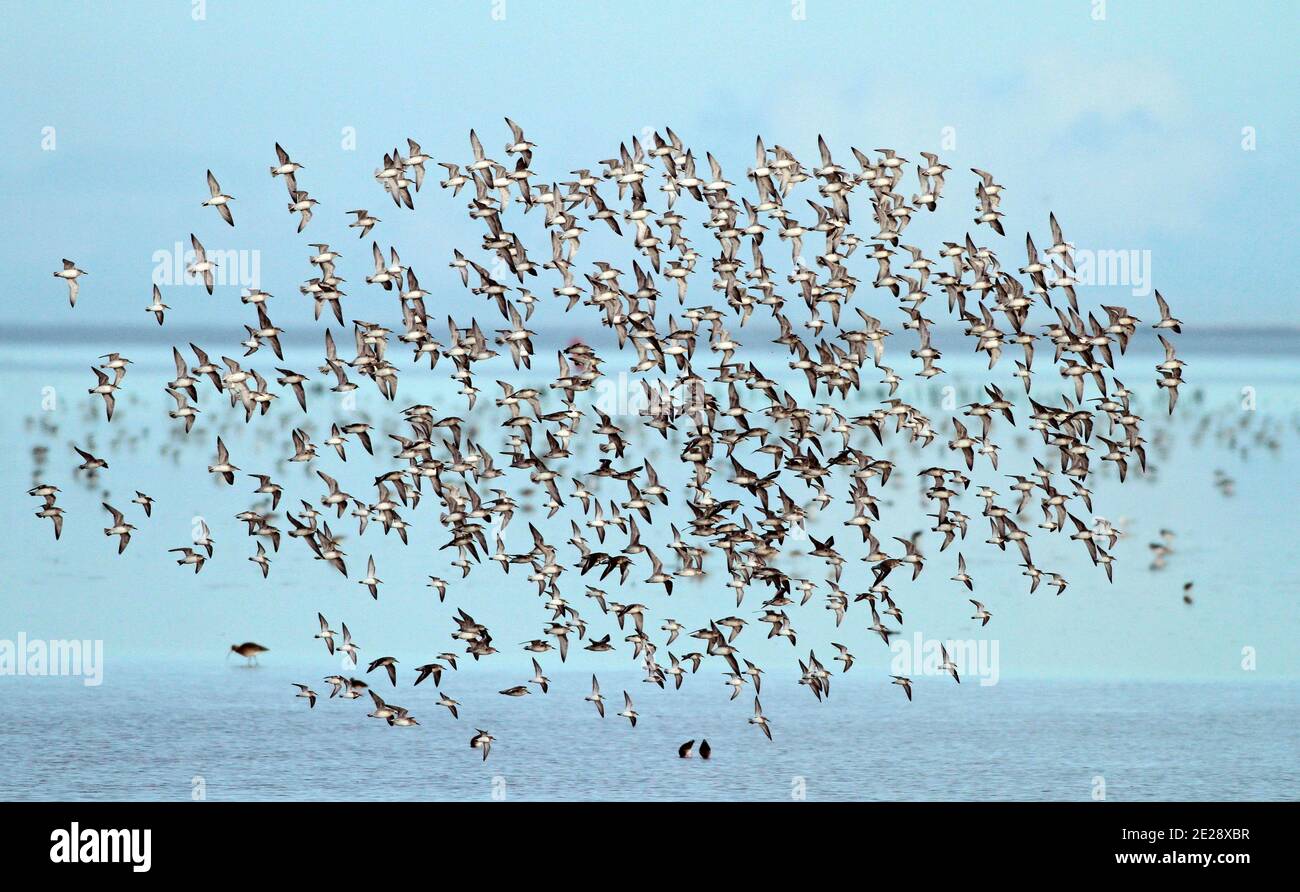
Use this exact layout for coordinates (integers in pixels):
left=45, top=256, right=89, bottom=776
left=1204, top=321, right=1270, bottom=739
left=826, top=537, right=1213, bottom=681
left=1, top=665, right=1296, bottom=801
left=2, top=334, right=1298, bottom=801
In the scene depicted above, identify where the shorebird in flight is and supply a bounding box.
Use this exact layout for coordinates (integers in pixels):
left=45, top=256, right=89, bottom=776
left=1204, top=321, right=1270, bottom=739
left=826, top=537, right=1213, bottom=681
left=617, top=691, right=639, bottom=727
left=202, top=170, right=235, bottom=226
left=585, top=675, right=606, bottom=717
left=101, top=503, right=134, bottom=553
left=53, top=259, right=86, bottom=306
left=146, top=284, right=168, bottom=324
left=470, top=729, right=494, bottom=761
left=186, top=234, right=216, bottom=294
left=315, top=613, right=337, bottom=655
left=749, top=696, right=772, bottom=740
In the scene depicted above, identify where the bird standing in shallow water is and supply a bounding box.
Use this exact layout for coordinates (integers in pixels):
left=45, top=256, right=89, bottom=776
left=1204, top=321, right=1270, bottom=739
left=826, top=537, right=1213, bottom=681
left=230, top=642, right=269, bottom=666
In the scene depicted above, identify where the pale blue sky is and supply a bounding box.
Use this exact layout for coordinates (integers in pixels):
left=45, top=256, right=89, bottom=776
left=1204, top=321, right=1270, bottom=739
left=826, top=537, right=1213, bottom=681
left=1, top=0, right=1297, bottom=327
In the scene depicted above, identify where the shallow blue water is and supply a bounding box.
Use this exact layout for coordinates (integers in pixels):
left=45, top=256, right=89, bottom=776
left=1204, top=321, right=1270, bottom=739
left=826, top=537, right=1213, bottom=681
left=2, top=333, right=1298, bottom=801
left=1, top=663, right=1295, bottom=801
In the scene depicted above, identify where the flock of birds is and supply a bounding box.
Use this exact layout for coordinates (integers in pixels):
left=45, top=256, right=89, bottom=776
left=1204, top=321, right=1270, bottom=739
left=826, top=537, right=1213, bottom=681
left=35, top=120, right=1196, bottom=761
